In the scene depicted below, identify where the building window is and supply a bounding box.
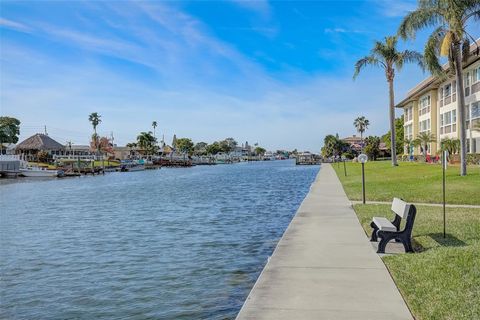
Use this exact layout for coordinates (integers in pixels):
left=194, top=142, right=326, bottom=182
left=472, top=101, right=480, bottom=120
left=465, top=72, right=471, bottom=96
left=473, top=66, right=480, bottom=83
left=419, top=95, right=431, bottom=116
left=404, top=124, right=413, bottom=139
left=440, top=110, right=457, bottom=134
left=444, top=84, right=451, bottom=97
left=419, top=118, right=430, bottom=133
left=404, top=106, right=413, bottom=122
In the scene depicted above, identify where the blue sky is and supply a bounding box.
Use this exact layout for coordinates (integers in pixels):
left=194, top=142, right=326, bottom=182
left=1, top=0, right=478, bottom=150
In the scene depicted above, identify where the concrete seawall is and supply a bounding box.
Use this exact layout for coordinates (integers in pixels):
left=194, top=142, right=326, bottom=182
left=236, top=163, right=412, bottom=320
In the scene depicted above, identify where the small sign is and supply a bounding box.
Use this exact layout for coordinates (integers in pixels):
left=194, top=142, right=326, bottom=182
left=358, top=154, right=368, bottom=164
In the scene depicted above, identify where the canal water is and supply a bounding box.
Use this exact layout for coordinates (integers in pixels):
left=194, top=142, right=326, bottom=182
left=0, top=160, right=319, bottom=319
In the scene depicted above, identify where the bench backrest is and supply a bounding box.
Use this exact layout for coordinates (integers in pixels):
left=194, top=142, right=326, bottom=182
left=391, top=198, right=410, bottom=219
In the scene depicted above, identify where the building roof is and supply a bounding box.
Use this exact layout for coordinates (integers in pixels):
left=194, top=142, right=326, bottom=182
left=15, top=133, right=65, bottom=151
left=342, top=135, right=363, bottom=143
left=396, top=39, right=480, bottom=108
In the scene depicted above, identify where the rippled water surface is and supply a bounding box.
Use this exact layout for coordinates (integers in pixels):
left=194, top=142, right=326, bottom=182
left=1, top=160, right=319, bottom=319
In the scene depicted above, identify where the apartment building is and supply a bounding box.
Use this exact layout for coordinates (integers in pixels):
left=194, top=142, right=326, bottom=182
left=396, top=44, right=480, bottom=156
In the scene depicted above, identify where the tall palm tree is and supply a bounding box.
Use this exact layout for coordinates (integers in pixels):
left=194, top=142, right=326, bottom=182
left=415, top=132, right=437, bottom=156
left=398, top=0, right=479, bottom=175
left=88, top=112, right=101, bottom=154
left=353, top=116, right=370, bottom=150
left=354, top=36, right=424, bottom=166
left=152, top=121, right=157, bottom=139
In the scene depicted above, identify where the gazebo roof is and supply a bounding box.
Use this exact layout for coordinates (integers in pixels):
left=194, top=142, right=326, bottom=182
left=15, top=134, right=65, bottom=151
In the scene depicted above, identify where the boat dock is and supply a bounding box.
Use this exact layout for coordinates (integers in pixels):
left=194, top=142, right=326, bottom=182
left=236, top=163, right=412, bottom=320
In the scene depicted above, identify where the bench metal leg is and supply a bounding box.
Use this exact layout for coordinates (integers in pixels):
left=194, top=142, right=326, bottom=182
left=370, top=221, right=379, bottom=242
left=401, top=236, right=414, bottom=253
left=377, top=231, right=414, bottom=254
left=377, top=232, right=394, bottom=253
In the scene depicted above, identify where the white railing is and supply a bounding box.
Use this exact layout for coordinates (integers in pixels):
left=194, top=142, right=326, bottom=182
left=53, top=155, right=98, bottom=160
left=0, top=154, right=21, bottom=161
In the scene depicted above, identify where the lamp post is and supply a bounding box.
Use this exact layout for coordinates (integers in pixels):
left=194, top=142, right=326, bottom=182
left=358, top=153, right=368, bottom=204
left=341, top=155, right=347, bottom=176
left=442, top=150, right=448, bottom=238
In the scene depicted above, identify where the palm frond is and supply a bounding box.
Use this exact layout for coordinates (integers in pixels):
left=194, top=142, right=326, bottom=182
left=462, top=38, right=471, bottom=63
left=462, top=0, right=480, bottom=22
left=398, top=7, right=443, bottom=40
left=440, top=31, right=453, bottom=56
left=353, top=56, right=383, bottom=79
left=400, top=50, right=425, bottom=71
left=424, top=27, right=446, bottom=76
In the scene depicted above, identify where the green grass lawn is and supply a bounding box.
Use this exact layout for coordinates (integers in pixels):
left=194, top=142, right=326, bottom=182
left=354, top=204, right=480, bottom=320
left=332, top=161, right=480, bottom=205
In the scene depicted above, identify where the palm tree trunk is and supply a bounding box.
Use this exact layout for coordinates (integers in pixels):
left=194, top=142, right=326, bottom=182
left=388, top=79, right=398, bottom=166
left=453, top=48, right=467, bottom=176
left=360, top=131, right=363, bottom=152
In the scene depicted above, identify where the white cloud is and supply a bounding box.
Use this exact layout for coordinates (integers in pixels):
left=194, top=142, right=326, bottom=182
left=376, top=0, right=416, bottom=18
left=324, top=27, right=366, bottom=34
left=229, top=0, right=271, bottom=17
left=0, top=18, right=32, bottom=33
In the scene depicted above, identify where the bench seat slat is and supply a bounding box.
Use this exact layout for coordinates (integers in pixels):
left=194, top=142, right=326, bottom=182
left=372, top=217, right=397, bottom=232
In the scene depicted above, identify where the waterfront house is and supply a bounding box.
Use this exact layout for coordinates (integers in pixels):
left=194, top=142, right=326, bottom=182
left=53, top=144, right=95, bottom=161
left=396, top=40, right=480, bottom=156
left=15, top=133, right=65, bottom=162
left=342, top=135, right=363, bottom=152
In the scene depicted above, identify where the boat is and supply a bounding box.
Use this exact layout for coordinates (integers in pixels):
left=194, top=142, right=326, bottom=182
left=120, top=160, right=146, bottom=172
left=19, top=166, right=64, bottom=177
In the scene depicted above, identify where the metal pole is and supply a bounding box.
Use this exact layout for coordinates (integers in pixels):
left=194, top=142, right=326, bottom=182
left=361, top=162, right=366, bottom=204
left=443, top=151, right=446, bottom=238
left=343, top=159, right=347, bottom=176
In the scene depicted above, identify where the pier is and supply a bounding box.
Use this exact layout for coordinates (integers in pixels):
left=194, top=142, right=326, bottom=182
left=236, top=164, right=412, bottom=320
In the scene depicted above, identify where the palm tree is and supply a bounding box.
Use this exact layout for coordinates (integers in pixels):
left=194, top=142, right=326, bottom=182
left=441, top=137, right=461, bottom=155
left=152, top=121, right=157, bottom=139
left=126, top=142, right=137, bottom=159
left=88, top=112, right=101, bottom=154
left=354, top=36, right=423, bottom=166
left=415, top=132, right=436, bottom=156
left=353, top=116, right=370, bottom=150
left=137, top=131, right=157, bottom=155
left=398, top=0, right=479, bottom=175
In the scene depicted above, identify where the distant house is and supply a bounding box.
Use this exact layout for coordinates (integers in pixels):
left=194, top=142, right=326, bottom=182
left=15, top=133, right=65, bottom=161
left=379, top=142, right=390, bottom=157
left=113, top=146, right=133, bottom=160
left=342, top=135, right=363, bottom=152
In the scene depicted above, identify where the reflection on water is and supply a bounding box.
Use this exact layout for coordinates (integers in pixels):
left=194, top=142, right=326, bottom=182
left=0, top=160, right=319, bottom=319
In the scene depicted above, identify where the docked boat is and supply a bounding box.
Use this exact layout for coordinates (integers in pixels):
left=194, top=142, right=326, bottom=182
left=120, top=161, right=145, bottom=172
left=19, top=166, right=64, bottom=177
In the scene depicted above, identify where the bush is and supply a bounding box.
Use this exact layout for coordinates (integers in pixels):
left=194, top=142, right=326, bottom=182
left=37, top=150, right=50, bottom=163
left=466, top=153, right=480, bottom=165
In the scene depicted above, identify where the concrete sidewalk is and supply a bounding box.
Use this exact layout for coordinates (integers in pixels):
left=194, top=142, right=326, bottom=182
left=236, top=163, right=412, bottom=320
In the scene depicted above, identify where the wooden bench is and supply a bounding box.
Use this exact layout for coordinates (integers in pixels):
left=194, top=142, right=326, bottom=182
left=370, top=198, right=417, bottom=254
